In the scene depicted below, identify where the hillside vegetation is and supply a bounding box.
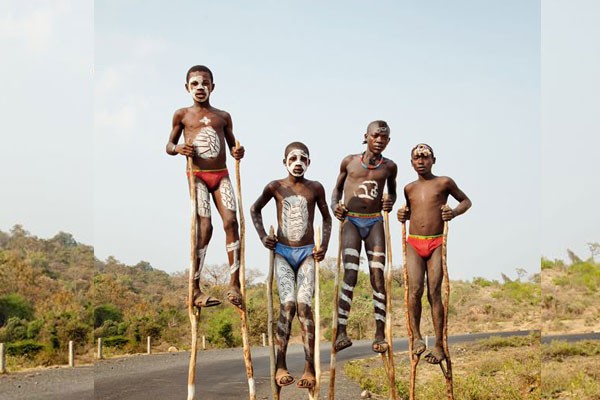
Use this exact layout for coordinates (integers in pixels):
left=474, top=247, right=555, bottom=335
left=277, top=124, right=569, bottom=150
left=1, top=226, right=542, bottom=371
left=541, top=249, right=600, bottom=334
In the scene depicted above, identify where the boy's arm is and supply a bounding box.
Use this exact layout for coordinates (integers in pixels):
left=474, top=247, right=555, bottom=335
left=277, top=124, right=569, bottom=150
left=382, top=161, right=398, bottom=212
left=397, top=186, right=411, bottom=222
left=314, top=182, right=332, bottom=262
left=442, top=177, right=472, bottom=221
left=222, top=111, right=244, bottom=160
left=166, top=109, right=193, bottom=156
left=331, top=156, right=350, bottom=220
left=250, top=182, right=277, bottom=249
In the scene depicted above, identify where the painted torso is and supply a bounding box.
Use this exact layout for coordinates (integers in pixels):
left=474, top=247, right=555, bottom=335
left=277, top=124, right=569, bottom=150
left=343, top=154, right=394, bottom=214
left=181, top=107, right=229, bottom=170
left=272, top=178, right=320, bottom=247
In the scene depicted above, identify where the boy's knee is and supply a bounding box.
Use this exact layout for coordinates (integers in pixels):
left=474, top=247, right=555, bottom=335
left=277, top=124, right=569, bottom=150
left=280, top=301, right=296, bottom=316
left=199, top=220, right=213, bottom=236
left=296, top=303, right=313, bottom=320
left=409, top=287, right=424, bottom=300
left=222, top=216, right=239, bottom=233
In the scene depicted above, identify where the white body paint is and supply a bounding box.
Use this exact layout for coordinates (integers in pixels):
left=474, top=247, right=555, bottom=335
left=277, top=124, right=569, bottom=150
left=194, top=246, right=207, bottom=279
left=281, top=195, right=308, bottom=241
left=219, top=177, right=236, bottom=211
left=344, top=262, right=359, bottom=271
left=274, top=254, right=315, bottom=305
left=344, top=248, right=360, bottom=258
left=355, top=180, right=379, bottom=200
left=193, top=127, right=220, bottom=159
left=286, top=149, right=309, bottom=177
left=227, top=240, right=240, bottom=274
left=370, top=261, right=385, bottom=270
left=199, top=116, right=211, bottom=125
left=367, top=250, right=385, bottom=258
left=195, top=181, right=211, bottom=217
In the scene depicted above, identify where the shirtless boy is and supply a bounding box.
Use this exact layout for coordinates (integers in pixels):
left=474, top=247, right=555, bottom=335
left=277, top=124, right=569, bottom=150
left=166, top=65, right=245, bottom=308
left=331, top=120, right=397, bottom=354
left=397, top=143, right=471, bottom=364
left=250, top=142, right=332, bottom=389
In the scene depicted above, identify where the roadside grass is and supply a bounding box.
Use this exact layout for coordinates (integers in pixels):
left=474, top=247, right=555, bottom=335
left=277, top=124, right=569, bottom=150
left=541, top=340, right=600, bottom=399
left=345, top=334, right=541, bottom=400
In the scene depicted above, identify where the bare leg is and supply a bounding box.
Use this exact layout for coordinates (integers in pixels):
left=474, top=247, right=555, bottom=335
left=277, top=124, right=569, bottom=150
left=425, top=246, right=446, bottom=364
left=297, top=256, right=316, bottom=388
left=274, top=254, right=296, bottom=386
left=334, top=222, right=361, bottom=352
left=212, top=177, right=242, bottom=307
left=365, top=221, right=387, bottom=353
left=190, top=179, right=220, bottom=307
left=406, top=243, right=427, bottom=355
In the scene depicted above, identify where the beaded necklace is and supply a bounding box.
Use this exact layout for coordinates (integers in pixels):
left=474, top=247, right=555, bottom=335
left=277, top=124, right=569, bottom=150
left=360, top=152, right=384, bottom=170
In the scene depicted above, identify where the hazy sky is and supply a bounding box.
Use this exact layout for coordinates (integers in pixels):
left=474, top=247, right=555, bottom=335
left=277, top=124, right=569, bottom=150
left=1, top=1, right=597, bottom=282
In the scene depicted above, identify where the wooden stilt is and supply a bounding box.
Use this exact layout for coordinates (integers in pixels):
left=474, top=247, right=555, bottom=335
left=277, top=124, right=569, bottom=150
left=440, top=220, right=454, bottom=400
left=187, top=157, right=202, bottom=400
left=234, top=140, right=256, bottom=400
left=402, top=217, right=419, bottom=400
left=383, top=207, right=399, bottom=400
left=266, top=226, right=280, bottom=400
left=310, top=227, right=322, bottom=400
left=328, top=217, right=345, bottom=400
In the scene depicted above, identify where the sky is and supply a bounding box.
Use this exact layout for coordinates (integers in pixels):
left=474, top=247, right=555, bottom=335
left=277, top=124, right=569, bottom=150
left=1, top=1, right=597, bottom=282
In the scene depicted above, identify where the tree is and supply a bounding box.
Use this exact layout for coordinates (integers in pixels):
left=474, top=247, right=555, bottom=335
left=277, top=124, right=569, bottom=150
left=587, top=242, right=600, bottom=261
left=93, top=304, right=123, bottom=328
left=0, top=294, right=34, bottom=326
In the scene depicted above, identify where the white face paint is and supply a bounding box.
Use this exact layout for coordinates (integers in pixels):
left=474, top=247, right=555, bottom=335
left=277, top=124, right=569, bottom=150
left=285, top=149, right=309, bottom=177
left=187, top=75, right=211, bottom=102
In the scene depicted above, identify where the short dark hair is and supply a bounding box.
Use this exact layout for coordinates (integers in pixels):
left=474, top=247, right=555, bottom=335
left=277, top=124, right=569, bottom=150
left=367, top=120, right=389, bottom=132
left=411, top=143, right=435, bottom=158
left=186, top=65, right=214, bottom=83
left=363, top=120, right=390, bottom=143
left=284, top=142, right=310, bottom=157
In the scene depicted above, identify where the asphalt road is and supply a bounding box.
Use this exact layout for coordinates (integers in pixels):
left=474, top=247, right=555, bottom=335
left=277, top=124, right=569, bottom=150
left=1, top=330, right=597, bottom=400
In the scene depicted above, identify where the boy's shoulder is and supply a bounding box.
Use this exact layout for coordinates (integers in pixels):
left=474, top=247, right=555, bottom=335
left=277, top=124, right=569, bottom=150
left=209, top=106, right=231, bottom=119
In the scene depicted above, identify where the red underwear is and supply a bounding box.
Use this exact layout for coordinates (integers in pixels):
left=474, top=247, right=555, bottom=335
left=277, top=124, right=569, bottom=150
left=407, top=234, right=443, bottom=259
left=187, top=168, right=229, bottom=192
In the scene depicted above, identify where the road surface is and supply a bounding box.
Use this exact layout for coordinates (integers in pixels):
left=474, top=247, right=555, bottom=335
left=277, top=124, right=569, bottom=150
left=1, top=330, right=595, bottom=399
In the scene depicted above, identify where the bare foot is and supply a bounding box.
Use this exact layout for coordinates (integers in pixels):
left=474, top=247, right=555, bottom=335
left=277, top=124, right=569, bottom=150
left=275, top=368, right=294, bottom=387
left=372, top=338, right=388, bottom=354
left=226, top=285, right=243, bottom=308
left=296, top=371, right=316, bottom=389
left=334, top=334, right=353, bottom=352
left=424, top=345, right=446, bottom=364
left=412, top=338, right=426, bottom=356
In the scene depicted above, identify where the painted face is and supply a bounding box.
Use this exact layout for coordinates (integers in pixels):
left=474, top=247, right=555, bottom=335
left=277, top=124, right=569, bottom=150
left=285, top=149, right=309, bottom=177
left=187, top=72, right=212, bottom=102
left=365, top=126, right=390, bottom=153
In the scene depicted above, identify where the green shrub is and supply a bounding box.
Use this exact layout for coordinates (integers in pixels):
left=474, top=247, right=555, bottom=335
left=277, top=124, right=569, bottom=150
left=93, top=304, right=123, bottom=328
left=103, top=335, right=129, bottom=348
left=0, top=294, right=34, bottom=325
left=6, top=340, right=45, bottom=357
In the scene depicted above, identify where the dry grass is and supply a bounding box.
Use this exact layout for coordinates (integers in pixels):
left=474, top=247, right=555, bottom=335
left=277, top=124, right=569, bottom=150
left=345, top=334, right=541, bottom=400
left=541, top=340, right=600, bottom=399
